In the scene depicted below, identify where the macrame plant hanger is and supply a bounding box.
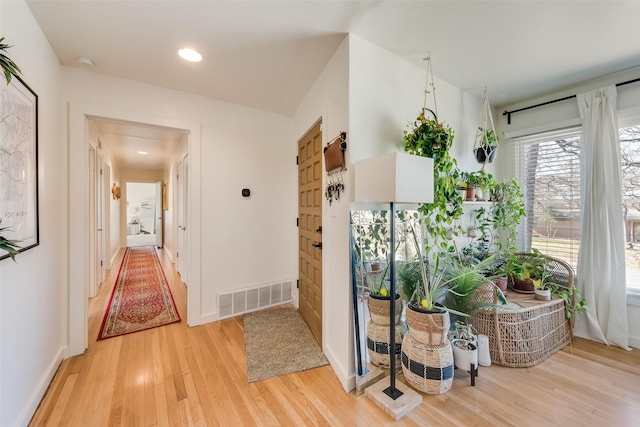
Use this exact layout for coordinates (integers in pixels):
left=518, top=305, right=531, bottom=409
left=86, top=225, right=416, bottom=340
left=473, top=88, right=499, bottom=170
left=422, top=52, right=439, bottom=122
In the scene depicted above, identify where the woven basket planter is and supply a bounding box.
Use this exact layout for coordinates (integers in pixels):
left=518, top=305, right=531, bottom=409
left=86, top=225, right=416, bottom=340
left=367, top=293, right=402, bottom=326
left=401, top=331, right=454, bottom=394
left=406, top=303, right=450, bottom=346
left=366, top=320, right=402, bottom=369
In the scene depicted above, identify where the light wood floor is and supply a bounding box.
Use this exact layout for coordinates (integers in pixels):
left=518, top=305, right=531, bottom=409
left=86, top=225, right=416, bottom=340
left=31, top=248, right=640, bottom=426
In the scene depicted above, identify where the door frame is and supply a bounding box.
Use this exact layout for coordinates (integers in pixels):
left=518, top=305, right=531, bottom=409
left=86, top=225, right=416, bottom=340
left=68, top=103, right=202, bottom=356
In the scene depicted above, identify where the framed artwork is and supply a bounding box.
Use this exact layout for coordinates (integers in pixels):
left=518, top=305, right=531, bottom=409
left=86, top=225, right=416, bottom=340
left=0, top=75, right=39, bottom=260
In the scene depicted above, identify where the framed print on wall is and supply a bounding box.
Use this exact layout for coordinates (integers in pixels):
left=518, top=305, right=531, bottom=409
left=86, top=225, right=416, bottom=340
left=0, top=74, right=39, bottom=260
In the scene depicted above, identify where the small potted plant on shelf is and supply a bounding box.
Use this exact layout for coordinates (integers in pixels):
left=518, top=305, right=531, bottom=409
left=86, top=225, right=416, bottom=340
left=474, top=170, right=495, bottom=201
left=462, top=171, right=480, bottom=201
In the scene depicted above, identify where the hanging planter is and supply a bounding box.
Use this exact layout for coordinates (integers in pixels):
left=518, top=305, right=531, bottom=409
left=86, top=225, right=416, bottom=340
left=473, top=89, right=502, bottom=168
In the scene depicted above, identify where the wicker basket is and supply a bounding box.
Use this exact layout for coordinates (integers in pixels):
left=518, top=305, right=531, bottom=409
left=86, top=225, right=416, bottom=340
left=469, top=253, right=574, bottom=368
left=471, top=295, right=570, bottom=367
left=401, top=331, right=453, bottom=394
left=366, top=321, right=402, bottom=369
left=406, top=304, right=450, bottom=346
left=367, top=294, right=402, bottom=326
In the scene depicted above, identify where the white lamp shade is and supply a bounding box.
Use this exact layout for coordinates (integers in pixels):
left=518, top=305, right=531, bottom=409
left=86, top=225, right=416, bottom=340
left=354, top=152, right=434, bottom=204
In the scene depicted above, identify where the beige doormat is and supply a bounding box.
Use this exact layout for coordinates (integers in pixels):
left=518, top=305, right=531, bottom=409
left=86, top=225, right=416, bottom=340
left=244, top=307, right=329, bottom=382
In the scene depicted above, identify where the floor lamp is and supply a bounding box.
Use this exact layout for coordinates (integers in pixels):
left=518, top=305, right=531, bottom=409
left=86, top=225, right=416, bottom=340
left=355, top=152, right=434, bottom=420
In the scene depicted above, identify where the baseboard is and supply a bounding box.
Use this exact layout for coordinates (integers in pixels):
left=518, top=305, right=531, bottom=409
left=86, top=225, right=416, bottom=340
left=323, top=344, right=354, bottom=394
left=16, top=346, right=68, bottom=427
left=199, top=310, right=219, bottom=325
left=629, top=336, right=640, bottom=349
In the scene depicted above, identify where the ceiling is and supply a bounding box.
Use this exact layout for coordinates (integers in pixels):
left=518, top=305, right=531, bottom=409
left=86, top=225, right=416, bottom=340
left=26, top=1, right=640, bottom=169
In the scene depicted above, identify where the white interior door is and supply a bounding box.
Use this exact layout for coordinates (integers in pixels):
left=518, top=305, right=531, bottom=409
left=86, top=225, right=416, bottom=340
left=177, top=154, right=189, bottom=284
left=88, top=147, right=96, bottom=298
left=97, top=155, right=106, bottom=284
left=155, top=181, right=162, bottom=248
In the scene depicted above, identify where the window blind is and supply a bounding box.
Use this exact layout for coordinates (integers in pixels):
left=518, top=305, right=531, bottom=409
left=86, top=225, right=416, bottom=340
left=511, top=128, right=582, bottom=267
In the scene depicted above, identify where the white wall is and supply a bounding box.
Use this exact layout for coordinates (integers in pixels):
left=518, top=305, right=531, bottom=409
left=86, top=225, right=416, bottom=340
left=0, top=2, right=66, bottom=426
left=293, top=34, right=485, bottom=393
left=293, top=35, right=350, bottom=391
left=62, top=69, right=295, bottom=326
left=497, top=66, right=640, bottom=349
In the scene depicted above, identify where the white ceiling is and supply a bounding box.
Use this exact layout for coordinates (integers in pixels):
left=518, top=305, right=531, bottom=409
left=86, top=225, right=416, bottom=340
left=26, top=0, right=640, bottom=169
left=88, top=118, right=187, bottom=171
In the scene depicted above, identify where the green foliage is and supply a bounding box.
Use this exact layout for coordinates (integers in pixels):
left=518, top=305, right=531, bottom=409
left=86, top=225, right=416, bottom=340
left=448, top=321, right=477, bottom=342
left=502, top=250, right=547, bottom=281
left=0, top=37, right=22, bottom=84
left=491, top=178, right=526, bottom=252
left=397, top=260, right=421, bottom=303
left=404, top=112, right=463, bottom=257
left=548, top=283, right=587, bottom=320
left=0, top=226, right=21, bottom=262
left=477, top=128, right=503, bottom=147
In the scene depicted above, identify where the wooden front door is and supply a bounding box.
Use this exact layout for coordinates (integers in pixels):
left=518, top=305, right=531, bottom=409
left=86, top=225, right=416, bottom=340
left=298, top=120, right=323, bottom=345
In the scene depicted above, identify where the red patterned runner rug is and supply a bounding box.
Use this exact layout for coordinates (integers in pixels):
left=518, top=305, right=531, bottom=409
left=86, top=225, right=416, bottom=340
left=98, top=246, right=180, bottom=340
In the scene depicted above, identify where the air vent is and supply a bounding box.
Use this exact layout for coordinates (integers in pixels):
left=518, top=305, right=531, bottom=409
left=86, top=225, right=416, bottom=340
left=217, top=280, right=294, bottom=319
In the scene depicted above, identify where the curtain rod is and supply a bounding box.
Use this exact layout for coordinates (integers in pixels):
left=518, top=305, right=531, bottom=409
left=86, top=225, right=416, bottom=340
left=502, top=77, right=640, bottom=125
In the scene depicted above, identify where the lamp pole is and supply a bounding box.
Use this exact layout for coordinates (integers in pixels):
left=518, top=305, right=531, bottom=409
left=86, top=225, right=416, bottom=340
left=383, top=201, right=403, bottom=400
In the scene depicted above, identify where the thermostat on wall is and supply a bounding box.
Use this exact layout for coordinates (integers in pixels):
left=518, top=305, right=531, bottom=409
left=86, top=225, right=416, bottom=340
left=242, top=188, right=251, bottom=198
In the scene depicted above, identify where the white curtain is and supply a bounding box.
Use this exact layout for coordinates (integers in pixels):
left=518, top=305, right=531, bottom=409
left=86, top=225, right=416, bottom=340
left=575, top=85, right=630, bottom=350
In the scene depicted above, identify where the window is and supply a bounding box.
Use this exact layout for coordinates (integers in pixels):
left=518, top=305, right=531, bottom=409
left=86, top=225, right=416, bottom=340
left=513, top=123, right=640, bottom=292
left=620, top=123, right=640, bottom=292
left=513, top=128, right=582, bottom=267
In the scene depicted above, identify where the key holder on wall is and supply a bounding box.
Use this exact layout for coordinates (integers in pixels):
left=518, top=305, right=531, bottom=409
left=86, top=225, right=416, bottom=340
left=324, top=132, right=347, bottom=205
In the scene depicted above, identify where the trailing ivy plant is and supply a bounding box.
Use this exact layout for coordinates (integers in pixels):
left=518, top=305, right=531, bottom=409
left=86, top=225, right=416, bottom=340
left=404, top=110, right=464, bottom=258
left=491, top=178, right=526, bottom=252
left=0, top=37, right=22, bottom=84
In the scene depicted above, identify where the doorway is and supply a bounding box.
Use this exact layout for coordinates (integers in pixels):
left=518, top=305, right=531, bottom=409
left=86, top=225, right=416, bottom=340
left=69, top=103, right=203, bottom=356
left=298, top=119, right=323, bottom=345
left=126, top=182, right=162, bottom=248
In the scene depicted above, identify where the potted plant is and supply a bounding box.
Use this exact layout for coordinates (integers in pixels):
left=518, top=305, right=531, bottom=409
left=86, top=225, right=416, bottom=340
left=503, top=250, right=547, bottom=293
left=474, top=170, right=495, bottom=201
left=474, top=128, right=502, bottom=164
left=448, top=321, right=479, bottom=374
left=462, top=171, right=480, bottom=201
left=532, top=272, right=554, bottom=301
left=404, top=112, right=463, bottom=258
left=0, top=37, right=21, bottom=84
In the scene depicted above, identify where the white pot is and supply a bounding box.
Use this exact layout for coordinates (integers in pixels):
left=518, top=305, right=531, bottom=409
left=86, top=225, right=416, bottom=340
left=534, top=287, right=551, bottom=301
left=475, top=188, right=484, bottom=201
left=451, top=339, right=478, bottom=371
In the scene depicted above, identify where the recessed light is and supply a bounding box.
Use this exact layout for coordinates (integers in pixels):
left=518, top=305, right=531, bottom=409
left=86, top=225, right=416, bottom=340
left=138, top=151, right=148, bottom=155
left=178, top=48, right=202, bottom=63
left=77, top=57, right=94, bottom=66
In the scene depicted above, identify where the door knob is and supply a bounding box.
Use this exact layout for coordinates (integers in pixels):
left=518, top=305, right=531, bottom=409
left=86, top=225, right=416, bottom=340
left=312, top=242, right=322, bottom=250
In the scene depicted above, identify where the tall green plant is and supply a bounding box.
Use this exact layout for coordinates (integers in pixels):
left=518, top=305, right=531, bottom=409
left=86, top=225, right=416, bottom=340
left=0, top=37, right=22, bottom=84
left=404, top=111, right=463, bottom=257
